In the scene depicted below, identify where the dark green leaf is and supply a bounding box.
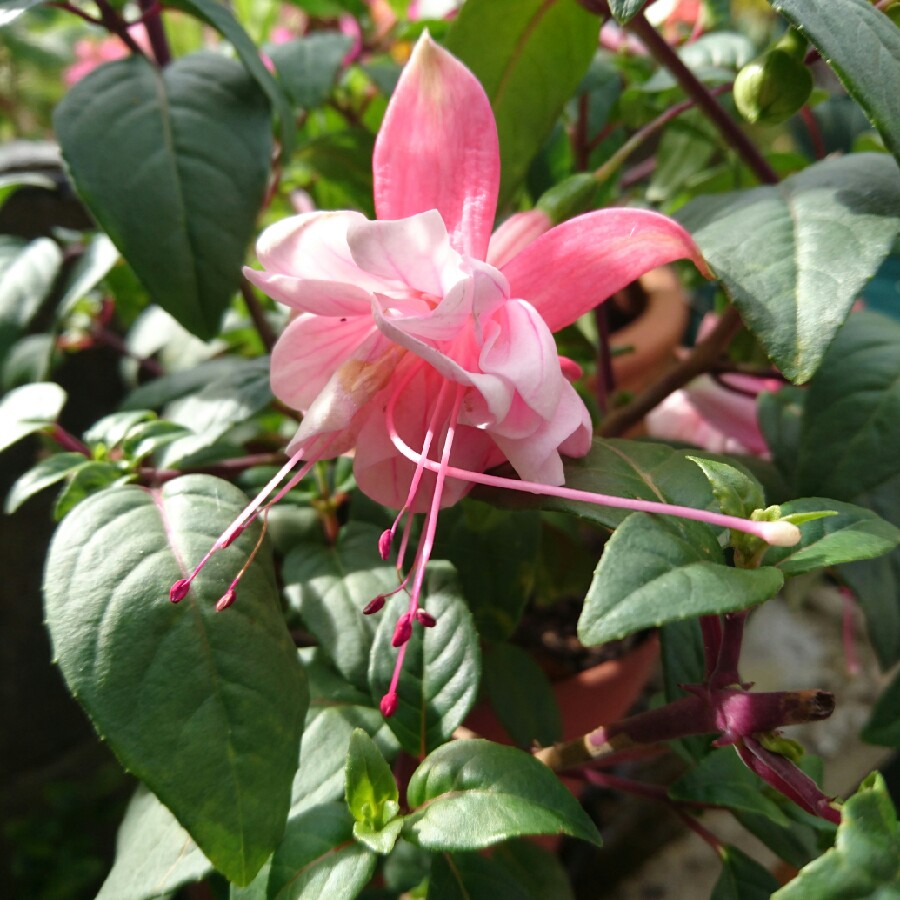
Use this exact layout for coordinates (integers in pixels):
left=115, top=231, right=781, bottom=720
left=0, top=381, right=65, bottom=452
left=445, top=0, right=600, bottom=205
left=368, top=563, right=480, bottom=757
left=96, top=786, right=212, bottom=900
left=43, top=476, right=307, bottom=884
left=345, top=729, right=399, bottom=831
left=481, top=642, right=561, bottom=748
left=404, top=740, right=601, bottom=850
left=660, top=619, right=711, bottom=761
left=4, top=451, right=84, bottom=514
left=290, top=706, right=398, bottom=817
left=773, top=773, right=899, bottom=899
left=266, top=34, right=352, bottom=109
left=862, top=667, right=900, bottom=747
left=57, top=233, right=119, bottom=316
left=608, top=0, right=650, bottom=24
left=757, top=386, right=805, bottom=489
left=670, top=748, right=791, bottom=824
left=772, top=0, right=900, bottom=162
left=170, top=0, right=294, bottom=154
left=761, top=498, right=900, bottom=576
left=491, top=840, right=576, bottom=900
left=688, top=456, right=766, bottom=520
left=735, top=803, right=835, bottom=871
left=52, top=459, right=129, bottom=519
left=711, top=845, right=780, bottom=900
left=795, top=312, right=900, bottom=500
left=578, top=513, right=783, bottom=645
left=433, top=500, right=541, bottom=640
left=54, top=53, right=271, bottom=339
left=840, top=551, right=900, bottom=669
left=427, top=853, right=533, bottom=900
left=267, top=802, right=377, bottom=900
left=284, top=522, right=394, bottom=691
left=677, top=155, right=900, bottom=382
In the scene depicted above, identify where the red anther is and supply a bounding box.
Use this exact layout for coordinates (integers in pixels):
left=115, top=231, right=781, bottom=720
left=415, top=609, right=437, bottom=627
left=216, top=587, right=237, bottom=612
left=363, top=594, right=387, bottom=615
left=380, top=692, right=399, bottom=717
left=391, top=613, right=413, bottom=648
left=169, top=579, right=191, bottom=603
left=378, top=529, right=393, bottom=561
left=220, top=524, right=246, bottom=549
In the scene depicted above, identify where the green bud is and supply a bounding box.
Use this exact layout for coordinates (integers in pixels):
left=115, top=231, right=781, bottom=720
left=537, top=172, right=600, bottom=224
left=734, top=48, right=813, bottom=125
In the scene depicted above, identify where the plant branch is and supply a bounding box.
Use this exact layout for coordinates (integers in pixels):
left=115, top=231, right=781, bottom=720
left=597, top=304, right=743, bottom=437
left=137, top=0, right=171, bottom=66
left=241, top=278, right=278, bottom=353
left=93, top=0, right=145, bottom=55
left=626, top=12, right=779, bottom=186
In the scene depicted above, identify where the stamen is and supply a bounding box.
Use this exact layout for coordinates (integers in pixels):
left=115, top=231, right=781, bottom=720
left=363, top=594, right=387, bottom=615
left=416, top=609, right=436, bottom=627
left=385, top=401, right=801, bottom=547
left=214, top=512, right=270, bottom=612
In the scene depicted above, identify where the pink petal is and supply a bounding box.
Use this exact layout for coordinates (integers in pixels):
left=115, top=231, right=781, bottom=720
left=244, top=270, right=374, bottom=317
left=373, top=33, right=499, bottom=260
left=501, top=209, right=711, bottom=333
left=486, top=209, right=552, bottom=269
left=270, top=313, right=375, bottom=413
left=347, top=210, right=460, bottom=297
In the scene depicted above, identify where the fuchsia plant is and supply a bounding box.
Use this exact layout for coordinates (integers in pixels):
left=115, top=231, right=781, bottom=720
left=170, top=34, right=802, bottom=717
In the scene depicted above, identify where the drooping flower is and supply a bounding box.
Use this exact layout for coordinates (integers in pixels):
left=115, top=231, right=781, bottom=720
left=170, top=33, right=800, bottom=715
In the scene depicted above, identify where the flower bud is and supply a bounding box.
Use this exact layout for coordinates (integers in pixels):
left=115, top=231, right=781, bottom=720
left=734, top=48, right=813, bottom=125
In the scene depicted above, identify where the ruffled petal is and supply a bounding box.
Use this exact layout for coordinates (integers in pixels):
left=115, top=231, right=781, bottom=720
left=244, top=270, right=374, bottom=317
left=373, top=33, right=500, bottom=260
left=270, top=313, right=375, bottom=412
left=501, top=208, right=711, bottom=333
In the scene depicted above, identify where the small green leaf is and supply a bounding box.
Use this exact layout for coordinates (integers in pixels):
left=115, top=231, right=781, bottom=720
left=354, top=818, right=403, bottom=856
left=53, top=459, right=129, bottom=519
left=670, top=749, right=791, bottom=825
left=57, top=233, right=119, bottom=316
left=267, top=802, right=377, bottom=900
left=345, top=729, right=399, bottom=831
left=481, top=642, right=562, bottom=748
left=761, top=498, right=900, bottom=576
left=608, top=0, right=651, bottom=24
left=4, top=452, right=85, bottom=514
left=84, top=410, right=156, bottom=448
left=862, top=667, right=900, bottom=748
left=0, top=237, right=62, bottom=340
left=404, top=740, right=601, bottom=850
left=677, top=156, right=900, bottom=383
left=578, top=514, right=783, bottom=646
left=688, top=456, right=766, bottom=520
left=266, top=34, right=353, bottom=109
left=284, top=522, right=394, bottom=691
left=795, top=312, right=900, bottom=501
left=368, top=563, right=481, bottom=757
left=96, top=786, right=212, bottom=900
left=711, top=845, right=780, bottom=900
left=0, top=381, right=65, bottom=452
left=44, top=476, right=307, bottom=885
left=771, top=0, right=900, bottom=163
left=773, top=773, right=899, bottom=899
left=445, top=0, right=600, bottom=205
left=54, top=53, right=272, bottom=339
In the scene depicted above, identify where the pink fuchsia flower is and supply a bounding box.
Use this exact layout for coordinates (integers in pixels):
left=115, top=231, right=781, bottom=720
left=170, top=33, right=801, bottom=714
left=65, top=26, right=152, bottom=86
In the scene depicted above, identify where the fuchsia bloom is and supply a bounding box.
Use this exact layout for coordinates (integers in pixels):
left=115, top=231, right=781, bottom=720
left=170, top=34, right=800, bottom=715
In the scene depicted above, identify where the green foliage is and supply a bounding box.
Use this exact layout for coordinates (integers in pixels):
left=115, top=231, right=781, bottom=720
left=711, top=846, right=780, bottom=900
left=43, top=477, right=307, bottom=884
left=0, top=381, right=65, bottom=452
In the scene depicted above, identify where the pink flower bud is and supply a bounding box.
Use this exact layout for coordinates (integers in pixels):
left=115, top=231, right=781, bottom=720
left=391, top=613, right=413, bottom=648
left=216, top=587, right=237, bottom=612
left=415, top=609, right=437, bottom=627
left=169, top=579, right=191, bottom=604
left=380, top=692, right=399, bottom=717
left=363, top=594, right=387, bottom=615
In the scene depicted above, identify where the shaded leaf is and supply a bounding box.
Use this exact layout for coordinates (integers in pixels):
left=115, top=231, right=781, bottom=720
left=840, top=551, right=900, bottom=669
left=711, top=846, right=780, bottom=900
left=266, top=34, right=352, bottom=109
left=427, top=853, right=532, bottom=900
left=54, top=53, right=271, bottom=339
left=404, top=740, right=601, bottom=850
left=43, top=476, right=307, bottom=884
left=677, top=155, right=900, bottom=382
left=862, top=667, right=900, bottom=748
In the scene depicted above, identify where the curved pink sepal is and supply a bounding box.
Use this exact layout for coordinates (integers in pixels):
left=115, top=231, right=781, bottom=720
left=373, top=32, right=499, bottom=260
left=501, top=208, right=712, bottom=333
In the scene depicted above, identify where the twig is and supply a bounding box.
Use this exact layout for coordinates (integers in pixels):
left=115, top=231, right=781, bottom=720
left=241, top=279, right=278, bottom=353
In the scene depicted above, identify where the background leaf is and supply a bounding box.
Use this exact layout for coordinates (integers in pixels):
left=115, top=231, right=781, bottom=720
left=0, top=380, right=65, bottom=452
left=43, top=476, right=307, bottom=884
left=54, top=53, right=272, bottom=339
left=608, top=0, right=651, bottom=25
left=861, top=667, right=900, bottom=748
left=771, top=0, right=900, bottom=163
left=444, top=0, right=601, bottom=206
left=405, top=740, right=601, bottom=850
left=578, top=513, right=783, bottom=645
left=266, top=34, right=352, bottom=109
left=677, top=155, right=900, bottom=382
left=368, top=563, right=480, bottom=757
left=711, top=845, right=780, bottom=900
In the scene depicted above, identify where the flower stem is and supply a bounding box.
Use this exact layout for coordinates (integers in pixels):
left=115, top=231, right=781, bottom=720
left=626, top=12, right=779, bottom=186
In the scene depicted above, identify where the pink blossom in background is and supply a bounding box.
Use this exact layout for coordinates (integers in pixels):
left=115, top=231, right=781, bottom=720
left=64, top=27, right=152, bottom=86
left=172, top=33, right=802, bottom=713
